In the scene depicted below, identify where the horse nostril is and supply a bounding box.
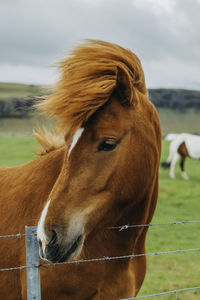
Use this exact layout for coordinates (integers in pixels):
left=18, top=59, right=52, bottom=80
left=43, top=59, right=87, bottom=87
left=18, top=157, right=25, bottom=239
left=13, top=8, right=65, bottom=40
left=38, top=239, right=42, bottom=248
left=48, top=229, right=58, bottom=248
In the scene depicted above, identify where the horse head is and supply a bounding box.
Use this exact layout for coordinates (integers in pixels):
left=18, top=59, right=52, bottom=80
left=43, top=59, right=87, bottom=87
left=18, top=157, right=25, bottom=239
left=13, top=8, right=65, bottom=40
left=37, top=40, right=161, bottom=265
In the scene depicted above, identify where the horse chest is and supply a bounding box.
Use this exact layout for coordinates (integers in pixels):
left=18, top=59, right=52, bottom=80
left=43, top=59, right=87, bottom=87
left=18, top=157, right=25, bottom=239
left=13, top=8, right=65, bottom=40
left=39, top=261, right=134, bottom=300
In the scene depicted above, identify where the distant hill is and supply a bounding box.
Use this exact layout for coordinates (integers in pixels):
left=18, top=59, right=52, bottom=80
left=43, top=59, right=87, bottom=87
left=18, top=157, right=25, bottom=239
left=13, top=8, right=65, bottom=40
left=0, top=82, right=46, bottom=100
left=0, top=82, right=200, bottom=117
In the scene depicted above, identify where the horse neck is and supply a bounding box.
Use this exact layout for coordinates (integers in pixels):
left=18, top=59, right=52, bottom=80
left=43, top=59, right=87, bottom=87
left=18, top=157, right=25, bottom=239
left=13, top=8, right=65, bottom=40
left=21, top=147, right=65, bottom=208
left=0, top=147, right=66, bottom=237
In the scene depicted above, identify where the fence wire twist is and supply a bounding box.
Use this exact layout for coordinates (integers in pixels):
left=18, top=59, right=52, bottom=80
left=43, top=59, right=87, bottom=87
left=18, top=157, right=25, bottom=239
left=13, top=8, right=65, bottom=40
left=109, top=220, right=200, bottom=231
left=1, top=219, right=200, bottom=239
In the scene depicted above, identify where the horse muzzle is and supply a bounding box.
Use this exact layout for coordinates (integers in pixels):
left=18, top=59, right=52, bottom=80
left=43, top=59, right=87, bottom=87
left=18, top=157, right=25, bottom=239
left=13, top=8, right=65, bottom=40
left=38, top=229, right=84, bottom=264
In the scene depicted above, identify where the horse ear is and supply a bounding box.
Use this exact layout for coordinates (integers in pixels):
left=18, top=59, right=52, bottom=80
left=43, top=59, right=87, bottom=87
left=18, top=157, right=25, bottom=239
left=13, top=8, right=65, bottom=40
left=33, top=128, right=52, bottom=153
left=116, top=66, right=138, bottom=105
left=33, top=127, right=65, bottom=155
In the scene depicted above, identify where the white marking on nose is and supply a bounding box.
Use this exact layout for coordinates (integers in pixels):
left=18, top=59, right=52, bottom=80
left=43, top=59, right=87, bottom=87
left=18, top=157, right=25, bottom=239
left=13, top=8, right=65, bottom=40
left=37, top=200, right=50, bottom=249
left=68, top=128, right=84, bottom=157
left=66, top=206, right=94, bottom=242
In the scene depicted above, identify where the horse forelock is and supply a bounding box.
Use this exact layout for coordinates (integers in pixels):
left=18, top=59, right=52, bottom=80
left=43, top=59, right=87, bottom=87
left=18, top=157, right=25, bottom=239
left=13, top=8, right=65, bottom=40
left=36, top=39, right=147, bottom=131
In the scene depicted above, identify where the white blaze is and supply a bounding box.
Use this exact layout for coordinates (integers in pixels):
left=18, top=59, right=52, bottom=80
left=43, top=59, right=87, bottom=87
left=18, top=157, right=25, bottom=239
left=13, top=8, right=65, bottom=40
left=68, top=128, right=84, bottom=157
left=37, top=200, right=50, bottom=248
left=37, top=128, right=84, bottom=253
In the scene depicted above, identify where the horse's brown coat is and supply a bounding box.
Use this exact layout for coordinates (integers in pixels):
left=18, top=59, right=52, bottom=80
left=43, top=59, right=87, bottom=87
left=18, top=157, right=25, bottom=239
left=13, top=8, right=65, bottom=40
left=178, top=142, right=190, bottom=158
left=178, top=142, right=190, bottom=172
left=0, top=40, right=161, bottom=299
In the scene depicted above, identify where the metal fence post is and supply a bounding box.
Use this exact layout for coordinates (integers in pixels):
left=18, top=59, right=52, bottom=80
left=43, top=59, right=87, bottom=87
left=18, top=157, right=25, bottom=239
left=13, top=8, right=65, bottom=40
left=25, top=226, right=42, bottom=300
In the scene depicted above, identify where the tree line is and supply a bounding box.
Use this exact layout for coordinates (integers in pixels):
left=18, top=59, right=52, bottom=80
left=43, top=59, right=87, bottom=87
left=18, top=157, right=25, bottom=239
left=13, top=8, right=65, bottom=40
left=0, top=97, right=36, bottom=118
left=149, top=88, right=200, bottom=112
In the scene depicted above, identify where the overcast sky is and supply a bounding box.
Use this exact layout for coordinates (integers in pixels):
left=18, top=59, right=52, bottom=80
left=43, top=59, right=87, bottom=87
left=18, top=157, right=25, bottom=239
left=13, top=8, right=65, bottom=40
left=0, top=0, right=200, bottom=90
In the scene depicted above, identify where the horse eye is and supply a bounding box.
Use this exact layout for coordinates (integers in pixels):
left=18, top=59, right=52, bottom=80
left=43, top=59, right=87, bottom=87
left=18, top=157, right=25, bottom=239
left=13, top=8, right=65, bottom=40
left=98, top=138, right=118, bottom=152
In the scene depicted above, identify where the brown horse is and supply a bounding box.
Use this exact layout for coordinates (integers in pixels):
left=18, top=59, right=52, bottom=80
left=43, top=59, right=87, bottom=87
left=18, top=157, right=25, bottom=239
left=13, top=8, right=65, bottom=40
left=0, top=40, right=161, bottom=300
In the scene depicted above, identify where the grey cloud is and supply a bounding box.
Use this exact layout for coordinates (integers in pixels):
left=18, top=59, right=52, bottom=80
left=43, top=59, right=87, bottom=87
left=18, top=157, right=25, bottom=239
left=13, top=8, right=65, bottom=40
left=0, top=0, right=200, bottom=88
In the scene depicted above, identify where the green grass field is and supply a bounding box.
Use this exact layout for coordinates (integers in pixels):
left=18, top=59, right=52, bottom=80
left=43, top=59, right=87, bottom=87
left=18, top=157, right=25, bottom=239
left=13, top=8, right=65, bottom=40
left=0, top=136, right=37, bottom=166
left=0, top=136, right=199, bottom=299
left=140, top=140, right=200, bottom=299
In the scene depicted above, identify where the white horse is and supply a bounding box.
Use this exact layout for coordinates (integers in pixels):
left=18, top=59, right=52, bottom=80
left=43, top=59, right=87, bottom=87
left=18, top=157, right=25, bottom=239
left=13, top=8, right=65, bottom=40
left=162, top=133, right=200, bottom=179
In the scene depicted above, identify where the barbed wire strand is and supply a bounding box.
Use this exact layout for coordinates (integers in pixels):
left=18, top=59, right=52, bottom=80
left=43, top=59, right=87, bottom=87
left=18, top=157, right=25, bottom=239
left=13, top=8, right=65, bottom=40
left=0, top=233, right=25, bottom=238
left=1, top=247, right=199, bottom=272
left=1, top=220, right=200, bottom=238
left=42, top=248, right=200, bottom=267
left=0, top=265, right=27, bottom=272
left=109, top=220, right=200, bottom=231
left=120, top=286, right=200, bottom=300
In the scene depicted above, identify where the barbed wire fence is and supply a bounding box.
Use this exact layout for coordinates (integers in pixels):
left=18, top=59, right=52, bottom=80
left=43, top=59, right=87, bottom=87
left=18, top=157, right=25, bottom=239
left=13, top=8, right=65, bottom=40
left=0, top=220, right=200, bottom=299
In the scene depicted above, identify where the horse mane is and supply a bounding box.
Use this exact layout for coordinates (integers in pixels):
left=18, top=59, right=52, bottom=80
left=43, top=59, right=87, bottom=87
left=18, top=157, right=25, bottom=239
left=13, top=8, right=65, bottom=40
left=33, top=127, right=65, bottom=155
left=36, top=39, right=148, bottom=130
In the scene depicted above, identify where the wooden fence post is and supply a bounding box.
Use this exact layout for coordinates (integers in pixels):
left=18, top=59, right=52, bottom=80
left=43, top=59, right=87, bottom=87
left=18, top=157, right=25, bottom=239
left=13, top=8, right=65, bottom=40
left=25, top=226, right=42, bottom=300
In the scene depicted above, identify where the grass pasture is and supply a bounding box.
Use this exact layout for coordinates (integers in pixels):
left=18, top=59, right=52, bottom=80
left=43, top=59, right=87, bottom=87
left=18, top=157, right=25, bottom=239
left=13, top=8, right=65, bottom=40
left=0, top=136, right=36, bottom=166
left=140, top=141, right=200, bottom=299
left=0, top=137, right=199, bottom=299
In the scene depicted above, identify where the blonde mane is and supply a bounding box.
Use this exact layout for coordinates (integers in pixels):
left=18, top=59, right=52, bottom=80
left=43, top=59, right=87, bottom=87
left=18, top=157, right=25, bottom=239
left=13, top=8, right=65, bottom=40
left=37, top=40, right=147, bottom=130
